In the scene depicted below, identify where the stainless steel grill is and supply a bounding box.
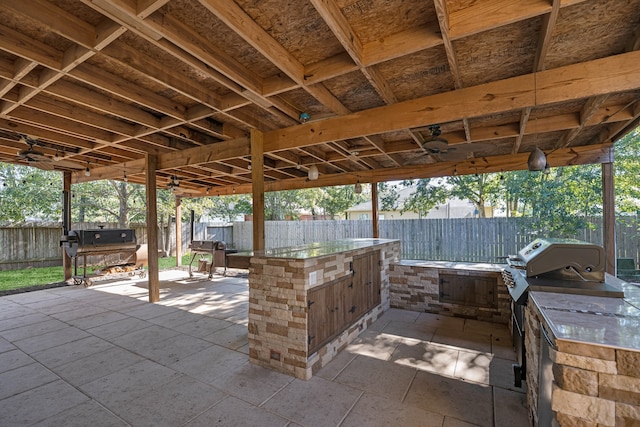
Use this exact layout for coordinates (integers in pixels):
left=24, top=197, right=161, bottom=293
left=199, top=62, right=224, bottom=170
left=502, top=238, right=624, bottom=387
left=60, top=227, right=146, bottom=286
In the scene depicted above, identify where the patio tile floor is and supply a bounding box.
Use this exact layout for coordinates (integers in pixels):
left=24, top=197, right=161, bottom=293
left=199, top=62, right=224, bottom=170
left=0, top=269, right=528, bottom=426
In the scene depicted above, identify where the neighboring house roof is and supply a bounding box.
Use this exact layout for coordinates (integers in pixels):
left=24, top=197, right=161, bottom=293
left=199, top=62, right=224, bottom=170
left=346, top=187, right=480, bottom=217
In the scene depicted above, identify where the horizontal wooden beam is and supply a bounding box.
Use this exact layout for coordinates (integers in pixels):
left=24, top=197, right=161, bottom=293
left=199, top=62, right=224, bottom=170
left=191, top=143, right=614, bottom=196
left=263, top=51, right=640, bottom=152
left=73, top=136, right=250, bottom=182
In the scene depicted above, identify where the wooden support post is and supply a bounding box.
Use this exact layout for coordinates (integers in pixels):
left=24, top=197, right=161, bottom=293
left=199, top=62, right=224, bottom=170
left=62, top=171, right=72, bottom=281
left=602, top=161, right=616, bottom=275
left=371, top=181, right=379, bottom=238
left=251, top=129, right=265, bottom=251
left=175, top=196, right=182, bottom=266
left=145, top=154, right=160, bottom=302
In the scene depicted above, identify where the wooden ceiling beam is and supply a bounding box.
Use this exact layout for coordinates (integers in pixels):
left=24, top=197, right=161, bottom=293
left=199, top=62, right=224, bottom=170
left=448, top=0, right=587, bottom=40
left=263, top=51, right=640, bottom=151
left=199, top=0, right=350, bottom=117
left=194, top=143, right=614, bottom=197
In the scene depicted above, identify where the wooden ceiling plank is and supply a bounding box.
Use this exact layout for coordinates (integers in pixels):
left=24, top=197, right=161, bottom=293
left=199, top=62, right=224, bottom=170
left=362, top=24, right=443, bottom=67
left=448, top=0, right=584, bottom=40
left=157, top=137, right=250, bottom=171
left=204, top=143, right=613, bottom=197
left=10, top=105, right=115, bottom=144
left=303, top=52, right=359, bottom=86
left=136, top=0, right=170, bottom=18
left=102, top=41, right=223, bottom=112
left=69, top=63, right=187, bottom=120
left=0, top=23, right=63, bottom=70
left=555, top=94, right=609, bottom=149
left=2, top=0, right=97, bottom=49
left=534, top=0, right=561, bottom=72
left=47, top=79, right=161, bottom=128
left=264, top=51, right=640, bottom=152
left=95, top=20, right=128, bottom=49
left=147, top=12, right=262, bottom=94
left=199, top=0, right=353, bottom=118
left=306, top=83, right=351, bottom=115
left=310, top=0, right=364, bottom=64
left=81, top=0, right=164, bottom=41
left=198, top=0, right=305, bottom=83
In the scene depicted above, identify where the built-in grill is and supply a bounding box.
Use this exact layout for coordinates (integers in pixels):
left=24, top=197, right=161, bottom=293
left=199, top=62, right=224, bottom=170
left=188, top=240, right=237, bottom=278
left=502, top=238, right=625, bottom=387
left=60, top=227, right=146, bottom=286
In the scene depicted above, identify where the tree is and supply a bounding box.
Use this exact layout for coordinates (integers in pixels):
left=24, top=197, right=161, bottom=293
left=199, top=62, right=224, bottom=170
left=0, top=164, right=61, bottom=222
left=207, top=194, right=252, bottom=223
left=71, top=180, right=146, bottom=226
left=264, top=190, right=305, bottom=220
left=446, top=173, right=500, bottom=218
left=615, top=127, right=640, bottom=214
left=378, top=182, right=401, bottom=211
left=400, top=179, right=447, bottom=218
left=320, top=185, right=366, bottom=219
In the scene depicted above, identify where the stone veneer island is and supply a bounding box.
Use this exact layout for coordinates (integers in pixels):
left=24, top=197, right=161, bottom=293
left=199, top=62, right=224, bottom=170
left=247, top=238, right=400, bottom=379
left=525, top=278, right=640, bottom=426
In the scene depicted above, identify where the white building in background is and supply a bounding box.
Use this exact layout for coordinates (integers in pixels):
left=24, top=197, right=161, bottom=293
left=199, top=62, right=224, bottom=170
left=345, top=187, right=493, bottom=220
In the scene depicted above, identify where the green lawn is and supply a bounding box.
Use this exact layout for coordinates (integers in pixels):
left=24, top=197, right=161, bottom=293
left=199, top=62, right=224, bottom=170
left=0, top=254, right=194, bottom=292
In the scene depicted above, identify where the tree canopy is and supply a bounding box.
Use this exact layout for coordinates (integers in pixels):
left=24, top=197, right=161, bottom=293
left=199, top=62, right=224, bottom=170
left=0, top=128, right=638, bottom=231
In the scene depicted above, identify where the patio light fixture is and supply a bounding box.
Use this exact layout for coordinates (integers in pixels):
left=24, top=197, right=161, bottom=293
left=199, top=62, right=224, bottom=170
left=527, top=147, right=546, bottom=171
left=308, top=165, right=319, bottom=180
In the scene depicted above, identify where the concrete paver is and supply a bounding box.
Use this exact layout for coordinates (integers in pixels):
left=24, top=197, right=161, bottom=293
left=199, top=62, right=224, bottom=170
left=0, top=269, right=527, bottom=426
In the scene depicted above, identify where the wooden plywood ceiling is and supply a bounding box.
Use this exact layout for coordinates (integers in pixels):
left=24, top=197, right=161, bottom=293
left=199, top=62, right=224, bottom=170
left=0, top=0, right=639, bottom=196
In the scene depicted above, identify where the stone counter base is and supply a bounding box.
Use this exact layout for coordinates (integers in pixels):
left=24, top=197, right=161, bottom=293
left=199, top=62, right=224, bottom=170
left=389, top=261, right=509, bottom=324
left=527, top=302, right=640, bottom=426
left=248, top=240, right=400, bottom=380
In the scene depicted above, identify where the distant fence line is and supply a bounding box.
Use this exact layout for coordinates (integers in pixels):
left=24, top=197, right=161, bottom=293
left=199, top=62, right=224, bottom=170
left=1, top=217, right=639, bottom=270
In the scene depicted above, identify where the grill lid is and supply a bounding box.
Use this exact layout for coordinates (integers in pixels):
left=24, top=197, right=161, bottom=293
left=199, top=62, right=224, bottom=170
left=504, top=238, right=624, bottom=304
left=508, top=238, right=605, bottom=282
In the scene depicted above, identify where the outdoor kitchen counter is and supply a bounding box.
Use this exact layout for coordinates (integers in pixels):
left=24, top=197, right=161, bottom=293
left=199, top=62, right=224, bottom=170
left=248, top=238, right=401, bottom=380
left=526, top=278, right=640, bottom=427
left=250, top=238, right=399, bottom=259
left=530, top=278, right=640, bottom=351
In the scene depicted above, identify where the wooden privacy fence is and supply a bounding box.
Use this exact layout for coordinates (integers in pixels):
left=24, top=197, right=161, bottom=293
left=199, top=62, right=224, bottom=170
left=2, top=217, right=639, bottom=270
left=233, top=217, right=640, bottom=264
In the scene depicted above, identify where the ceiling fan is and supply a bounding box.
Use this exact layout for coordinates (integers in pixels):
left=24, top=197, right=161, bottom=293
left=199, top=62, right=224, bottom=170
left=415, top=124, right=491, bottom=162
left=421, top=125, right=453, bottom=155
left=11, top=134, right=84, bottom=171
left=15, top=136, right=55, bottom=170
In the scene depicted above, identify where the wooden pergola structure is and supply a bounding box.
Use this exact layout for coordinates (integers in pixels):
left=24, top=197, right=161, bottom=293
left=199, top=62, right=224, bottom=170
left=0, top=0, right=639, bottom=301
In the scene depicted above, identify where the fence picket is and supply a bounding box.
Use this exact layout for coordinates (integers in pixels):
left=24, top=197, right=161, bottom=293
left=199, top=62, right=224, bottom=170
left=1, top=217, right=639, bottom=270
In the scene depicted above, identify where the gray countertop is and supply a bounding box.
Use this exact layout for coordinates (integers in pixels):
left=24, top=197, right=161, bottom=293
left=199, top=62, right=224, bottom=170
left=397, top=260, right=504, bottom=272
left=250, top=238, right=399, bottom=260
left=530, top=278, right=640, bottom=351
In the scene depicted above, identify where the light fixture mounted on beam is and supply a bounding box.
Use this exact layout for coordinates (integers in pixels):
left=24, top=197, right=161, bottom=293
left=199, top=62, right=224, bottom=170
left=354, top=180, right=362, bottom=194
left=527, top=147, right=547, bottom=171
left=307, top=165, right=318, bottom=181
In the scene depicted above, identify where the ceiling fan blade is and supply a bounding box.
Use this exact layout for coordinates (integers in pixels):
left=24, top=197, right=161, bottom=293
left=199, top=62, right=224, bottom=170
left=53, top=159, right=84, bottom=169
left=28, top=159, right=55, bottom=170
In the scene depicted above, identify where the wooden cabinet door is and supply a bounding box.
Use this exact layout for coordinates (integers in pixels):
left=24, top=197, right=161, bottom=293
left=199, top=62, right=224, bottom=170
left=351, top=254, right=370, bottom=319
left=308, top=276, right=351, bottom=354
left=439, top=274, right=497, bottom=308
left=352, top=251, right=381, bottom=317
left=308, top=283, right=334, bottom=354
left=367, top=251, right=381, bottom=309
